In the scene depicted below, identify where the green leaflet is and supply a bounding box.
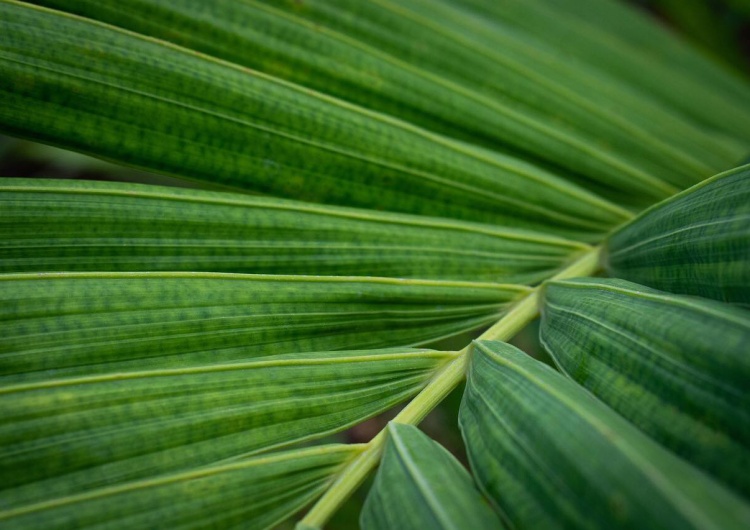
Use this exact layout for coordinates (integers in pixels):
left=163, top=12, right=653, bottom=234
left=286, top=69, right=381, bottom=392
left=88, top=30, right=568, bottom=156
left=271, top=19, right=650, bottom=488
left=456, top=0, right=750, bottom=140
left=26, top=0, right=737, bottom=201
left=0, top=443, right=361, bottom=530
left=0, top=347, right=447, bottom=513
left=253, top=0, right=741, bottom=195
left=0, top=272, right=523, bottom=380
left=606, top=164, right=750, bottom=305
left=360, top=423, right=501, bottom=530
left=540, top=277, right=750, bottom=497
left=246, top=0, right=724, bottom=198
left=0, top=1, right=630, bottom=239
left=0, top=178, right=589, bottom=283
left=460, top=340, right=750, bottom=530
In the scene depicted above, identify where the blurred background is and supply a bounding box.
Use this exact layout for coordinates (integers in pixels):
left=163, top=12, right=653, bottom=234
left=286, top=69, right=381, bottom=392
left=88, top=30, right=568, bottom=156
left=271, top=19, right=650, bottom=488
left=2, top=1, right=749, bottom=528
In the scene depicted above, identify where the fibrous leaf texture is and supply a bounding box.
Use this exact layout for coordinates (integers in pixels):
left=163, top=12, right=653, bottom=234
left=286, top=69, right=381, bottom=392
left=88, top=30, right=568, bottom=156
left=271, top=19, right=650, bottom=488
left=606, top=164, right=750, bottom=305
left=360, top=423, right=501, bottom=530
left=541, top=277, right=750, bottom=496
left=0, top=443, right=360, bottom=530
left=460, top=340, right=750, bottom=530
left=0, top=0, right=749, bottom=528
left=0, top=178, right=588, bottom=284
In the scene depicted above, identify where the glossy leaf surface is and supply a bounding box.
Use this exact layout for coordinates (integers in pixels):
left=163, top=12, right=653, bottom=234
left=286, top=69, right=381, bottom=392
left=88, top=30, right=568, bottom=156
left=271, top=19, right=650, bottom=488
left=0, top=443, right=360, bottom=530
left=0, top=179, right=588, bottom=283
left=606, top=165, right=750, bottom=305
left=460, top=340, right=750, bottom=530
left=0, top=0, right=630, bottom=238
left=360, top=423, right=501, bottom=530
left=541, top=277, right=750, bottom=496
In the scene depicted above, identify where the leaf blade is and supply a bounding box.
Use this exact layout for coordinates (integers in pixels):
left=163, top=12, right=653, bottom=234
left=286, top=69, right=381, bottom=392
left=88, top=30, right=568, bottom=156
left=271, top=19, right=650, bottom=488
left=0, top=345, right=450, bottom=513
left=606, top=164, right=750, bottom=305
left=27, top=0, right=738, bottom=198
left=0, top=0, right=629, bottom=238
left=360, top=423, right=501, bottom=530
left=540, top=277, right=750, bottom=496
left=0, top=178, right=589, bottom=284
left=460, top=340, right=750, bottom=530
left=0, top=271, right=525, bottom=380
left=455, top=0, right=750, bottom=139
left=0, top=443, right=360, bottom=530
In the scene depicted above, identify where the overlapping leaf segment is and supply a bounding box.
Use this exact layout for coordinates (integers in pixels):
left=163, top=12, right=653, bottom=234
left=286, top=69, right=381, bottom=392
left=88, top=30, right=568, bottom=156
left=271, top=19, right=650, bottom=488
left=0, top=1, right=748, bottom=529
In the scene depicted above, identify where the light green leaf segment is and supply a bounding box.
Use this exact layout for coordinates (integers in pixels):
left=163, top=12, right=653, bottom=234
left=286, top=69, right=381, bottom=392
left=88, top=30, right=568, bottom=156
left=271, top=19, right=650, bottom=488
left=606, top=165, right=750, bottom=305
left=541, top=277, right=750, bottom=496
left=0, top=443, right=361, bottom=530
left=0, top=179, right=589, bottom=283
left=460, top=340, right=750, bottom=530
left=360, top=423, right=502, bottom=530
left=1, top=272, right=521, bottom=379
left=0, top=344, right=448, bottom=518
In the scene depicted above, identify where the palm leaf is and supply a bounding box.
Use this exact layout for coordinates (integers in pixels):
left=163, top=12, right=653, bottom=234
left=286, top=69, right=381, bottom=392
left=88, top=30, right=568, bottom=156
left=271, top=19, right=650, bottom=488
left=0, top=178, right=589, bottom=283
left=1, top=0, right=750, bottom=528
left=0, top=0, right=631, bottom=238
left=360, top=423, right=501, bottom=529
left=606, top=164, right=750, bottom=305
left=25, top=0, right=740, bottom=200
left=1, top=346, right=447, bottom=510
left=457, top=0, right=750, bottom=137
left=0, top=443, right=361, bottom=530
left=460, top=340, right=750, bottom=529
left=1, top=272, right=523, bottom=379
left=540, top=277, right=750, bottom=496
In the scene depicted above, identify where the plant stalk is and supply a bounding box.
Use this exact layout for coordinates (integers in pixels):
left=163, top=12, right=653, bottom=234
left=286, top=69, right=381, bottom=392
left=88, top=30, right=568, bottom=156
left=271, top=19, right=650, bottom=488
left=299, top=246, right=602, bottom=529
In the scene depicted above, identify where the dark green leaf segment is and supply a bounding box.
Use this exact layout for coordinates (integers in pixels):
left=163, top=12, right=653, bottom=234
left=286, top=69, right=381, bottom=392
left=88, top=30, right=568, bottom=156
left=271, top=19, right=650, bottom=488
left=460, top=340, right=750, bottom=530
left=0, top=0, right=630, bottom=238
left=455, top=0, right=750, bottom=140
left=606, top=165, right=750, bottom=305
left=360, top=423, right=501, bottom=530
left=28, top=0, right=746, bottom=200
left=541, top=277, right=750, bottom=497
left=0, top=0, right=749, bottom=528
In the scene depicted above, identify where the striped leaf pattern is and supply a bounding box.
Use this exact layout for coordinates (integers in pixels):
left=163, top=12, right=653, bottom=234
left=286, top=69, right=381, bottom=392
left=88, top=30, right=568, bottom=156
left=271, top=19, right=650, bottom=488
left=1, top=272, right=522, bottom=380
left=0, top=179, right=589, bottom=283
left=360, top=423, right=501, bottom=530
left=27, top=0, right=746, bottom=203
left=541, top=277, right=750, bottom=496
left=460, top=340, right=750, bottom=530
left=0, top=0, right=631, bottom=239
left=0, top=444, right=361, bottom=530
left=606, top=165, right=750, bottom=305
left=0, top=347, right=446, bottom=515
left=1, top=0, right=749, bottom=528
left=455, top=0, right=750, bottom=139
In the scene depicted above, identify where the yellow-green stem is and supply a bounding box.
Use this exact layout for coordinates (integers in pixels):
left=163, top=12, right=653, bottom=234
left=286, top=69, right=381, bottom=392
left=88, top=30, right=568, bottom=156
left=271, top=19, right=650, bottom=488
left=299, top=246, right=602, bottom=529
